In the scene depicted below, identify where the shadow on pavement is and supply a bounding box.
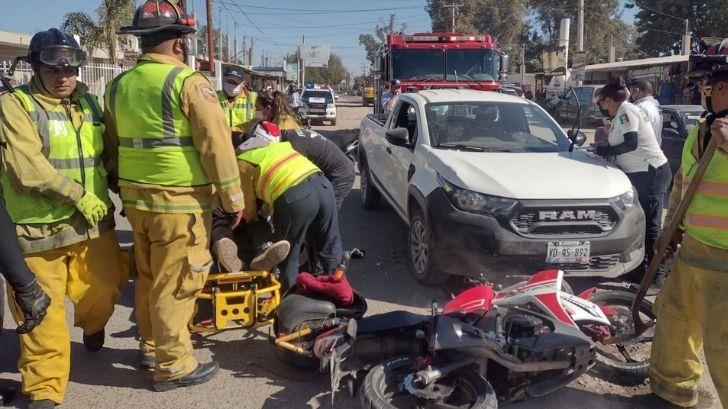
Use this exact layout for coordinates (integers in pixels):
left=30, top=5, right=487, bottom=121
left=68, top=342, right=150, bottom=390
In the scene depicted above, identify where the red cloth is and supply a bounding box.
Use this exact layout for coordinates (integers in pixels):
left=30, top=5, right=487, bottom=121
left=295, top=273, right=354, bottom=307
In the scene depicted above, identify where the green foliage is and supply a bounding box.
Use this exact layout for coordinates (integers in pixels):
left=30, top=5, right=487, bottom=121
left=630, top=0, right=728, bottom=56
left=285, top=51, right=350, bottom=86
left=61, top=0, right=134, bottom=64
left=359, top=14, right=408, bottom=65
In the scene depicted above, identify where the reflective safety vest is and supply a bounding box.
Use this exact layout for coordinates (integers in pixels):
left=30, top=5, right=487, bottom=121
left=217, top=90, right=256, bottom=128
left=679, top=119, right=728, bottom=249
left=0, top=85, right=110, bottom=224
left=107, top=61, right=210, bottom=187
left=237, top=142, right=319, bottom=204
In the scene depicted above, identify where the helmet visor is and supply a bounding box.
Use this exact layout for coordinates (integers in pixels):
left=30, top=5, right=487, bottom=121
left=38, top=46, right=86, bottom=68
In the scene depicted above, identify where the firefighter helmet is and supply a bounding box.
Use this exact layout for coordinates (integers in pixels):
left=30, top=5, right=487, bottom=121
left=27, top=28, right=86, bottom=68
left=118, top=0, right=196, bottom=37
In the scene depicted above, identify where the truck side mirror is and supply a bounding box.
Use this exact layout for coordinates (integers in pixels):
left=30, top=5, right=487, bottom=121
left=499, top=54, right=509, bottom=77
left=385, top=127, right=410, bottom=147
left=662, top=128, right=681, bottom=139
left=567, top=129, right=587, bottom=146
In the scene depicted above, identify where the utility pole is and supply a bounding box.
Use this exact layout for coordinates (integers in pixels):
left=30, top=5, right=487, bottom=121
left=233, top=22, right=238, bottom=64
left=577, top=0, right=584, bottom=52
left=300, top=34, right=306, bottom=87
left=206, top=0, right=215, bottom=76
left=521, top=44, right=526, bottom=86
left=682, top=19, right=691, bottom=55
left=218, top=6, right=224, bottom=62
left=444, top=3, right=463, bottom=33
left=249, top=38, right=254, bottom=66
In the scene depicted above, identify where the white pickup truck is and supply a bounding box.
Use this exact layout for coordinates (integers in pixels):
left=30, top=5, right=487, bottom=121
left=358, top=89, right=645, bottom=285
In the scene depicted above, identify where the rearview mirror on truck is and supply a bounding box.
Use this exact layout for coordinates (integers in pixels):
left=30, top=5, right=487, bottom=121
left=567, top=129, right=587, bottom=146
left=385, top=127, right=410, bottom=147
left=499, top=54, right=509, bottom=80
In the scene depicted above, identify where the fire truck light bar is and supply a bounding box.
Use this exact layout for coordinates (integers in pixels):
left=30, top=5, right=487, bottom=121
left=403, top=35, right=487, bottom=42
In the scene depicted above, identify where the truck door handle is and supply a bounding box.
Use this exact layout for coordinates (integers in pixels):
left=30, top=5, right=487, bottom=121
left=386, top=146, right=392, bottom=154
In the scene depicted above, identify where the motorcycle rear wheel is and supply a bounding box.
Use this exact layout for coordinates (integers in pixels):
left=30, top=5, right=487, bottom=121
left=586, top=290, right=655, bottom=380
left=360, top=355, right=498, bottom=409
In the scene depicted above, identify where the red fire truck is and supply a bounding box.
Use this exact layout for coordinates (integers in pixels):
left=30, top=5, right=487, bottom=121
left=373, top=33, right=509, bottom=115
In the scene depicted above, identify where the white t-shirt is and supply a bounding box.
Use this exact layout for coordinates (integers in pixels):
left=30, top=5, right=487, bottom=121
left=633, top=96, right=663, bottom=146
left=607, top=102, right=667, bottom=173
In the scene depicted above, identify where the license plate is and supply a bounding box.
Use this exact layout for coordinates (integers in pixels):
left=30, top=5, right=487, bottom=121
left=546, top=241, right=590, bottom=264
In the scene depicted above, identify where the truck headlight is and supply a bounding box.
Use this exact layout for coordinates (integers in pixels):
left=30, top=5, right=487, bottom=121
left=327, top=103, right=335, bottom=109
left=609, top=189, right=636, bottom=210
left=438, top=174, right=517, bottom=215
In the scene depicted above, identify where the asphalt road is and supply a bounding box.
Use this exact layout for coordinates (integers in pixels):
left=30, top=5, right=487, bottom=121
left=0, top=94, right=720, bottom=409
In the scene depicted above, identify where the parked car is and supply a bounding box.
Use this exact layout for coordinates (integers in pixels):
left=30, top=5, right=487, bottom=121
left=558, top=84, right=608, bottom=126
left=660, top=105, right=704, bottom=177
left=359, top=89, right=645, bottom=285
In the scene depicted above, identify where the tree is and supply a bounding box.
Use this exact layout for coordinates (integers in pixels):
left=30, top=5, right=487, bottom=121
left=285, top=51, right=350, bottom=86
left=629, top=0, right=728, bottom=56
left=62, top=0, right=134, bottom=64
left=529, top=0, right=634, bottom=65
left=359, top=14, right=408, bottom=65
left=426, top=0, right=528, bottom=49
left=197, top=26, right=230, bottom=62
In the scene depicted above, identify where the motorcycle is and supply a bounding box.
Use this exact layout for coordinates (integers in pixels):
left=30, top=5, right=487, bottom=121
left=273, top=268, right=653, bottom=407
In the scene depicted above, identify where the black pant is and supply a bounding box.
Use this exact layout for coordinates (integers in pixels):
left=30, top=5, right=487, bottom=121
left=626, top=163, right=673, bottom=269
left=332, top=174, right=355, bottom=210
left=274, top=174, right=343, bottom=289
left=0, top=202, right=36, bottom=329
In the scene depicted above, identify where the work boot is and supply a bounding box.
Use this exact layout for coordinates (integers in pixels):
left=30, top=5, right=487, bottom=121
left=636, top=393, right=697, bottom=408
left=250, top=241, right=290, bottom=271
left=28, top=399, right=56, bottom=409
left=213, top=237, right=243, bottom=272
left=152, top=362, right=219, bottom=392
left=83, top=329, right=105, bottom=352
left=140, top=353, right=155, bottom=370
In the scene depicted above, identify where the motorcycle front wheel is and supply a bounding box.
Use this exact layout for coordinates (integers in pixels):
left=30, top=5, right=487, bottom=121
left=360, top=355, right=498, bottom=409
left=586, top=290, right=655, bottom=380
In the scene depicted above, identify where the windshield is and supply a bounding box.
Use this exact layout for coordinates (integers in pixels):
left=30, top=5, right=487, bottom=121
left=392, top=49, right=445, bottom=81
left=445, top=49, right=499, bottom=81
left=302, top=91, right=333, bottom=104
left=426, top=102, right=572, bottom=152
left=680, top=111, right=703, bottom=132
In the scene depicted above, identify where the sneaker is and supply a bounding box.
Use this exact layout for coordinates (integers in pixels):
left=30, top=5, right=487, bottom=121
left=250, top=241, right=290, bottom=271
left=83, top=329, right=105, bottom=352
left=213, top=237, right=243, bottom=272
left=152, top=362, right=219, bottom=392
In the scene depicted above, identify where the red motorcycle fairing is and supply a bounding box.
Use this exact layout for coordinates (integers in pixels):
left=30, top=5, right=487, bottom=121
left=442, top=285, right=495, bottom=315
left=494, top=270, right=578, bottom=328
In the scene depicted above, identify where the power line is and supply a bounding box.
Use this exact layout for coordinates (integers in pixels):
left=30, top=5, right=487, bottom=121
left=631, top=2, right=685, bottom=22
left=213, top=0, right=420, bottom=14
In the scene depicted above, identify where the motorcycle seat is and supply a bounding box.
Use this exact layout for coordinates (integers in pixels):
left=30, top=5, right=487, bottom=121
left=356, top=311, right=427, bottom=334
left=276, top=293, right=336, bottom=332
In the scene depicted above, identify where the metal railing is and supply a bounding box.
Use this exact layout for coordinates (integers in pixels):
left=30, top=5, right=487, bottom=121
left=1, top=60, right=131, bottom=103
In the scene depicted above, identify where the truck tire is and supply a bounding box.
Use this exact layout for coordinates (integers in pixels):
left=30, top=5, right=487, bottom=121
left=408, top=209, right=448, bottom=285
left=360, top=158, right=381, bottom=210
left=331, top=119, right=337, bottom=126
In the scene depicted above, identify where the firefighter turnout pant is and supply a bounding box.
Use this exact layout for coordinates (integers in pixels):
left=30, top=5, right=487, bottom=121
left=8, top=231, right=129, bottom=404
left=125, top=208, right=212, bottom=382
left=649, top=253, right=728, bottom=408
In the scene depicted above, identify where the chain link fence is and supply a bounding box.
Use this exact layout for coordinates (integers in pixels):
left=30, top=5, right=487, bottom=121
left=1, top=60, right=131, bottom=105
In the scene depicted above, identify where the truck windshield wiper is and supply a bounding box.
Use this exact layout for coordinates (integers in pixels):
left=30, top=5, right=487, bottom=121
left=437, top=143, right=487, bottom=152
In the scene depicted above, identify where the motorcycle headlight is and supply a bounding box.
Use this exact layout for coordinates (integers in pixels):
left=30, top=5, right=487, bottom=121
left=609, top=189, right=636, bottom=210
left=438, top=174, right=517, bottom=215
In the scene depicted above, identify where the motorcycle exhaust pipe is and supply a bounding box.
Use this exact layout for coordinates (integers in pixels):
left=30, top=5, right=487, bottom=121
left=414, top=357, right=477, bottom=386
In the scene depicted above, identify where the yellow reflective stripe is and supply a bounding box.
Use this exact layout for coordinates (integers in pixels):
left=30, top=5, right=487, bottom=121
left=257, top=151, right=300, bottom=198
left=687, top=214, right=728, bottom=229
left=217, top=175, right=240, bottom=188
left=121, top=198, right=211, bottom=213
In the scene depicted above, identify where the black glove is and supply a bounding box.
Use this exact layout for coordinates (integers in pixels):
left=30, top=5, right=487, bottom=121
left=13, top=279, right=50, bottom=334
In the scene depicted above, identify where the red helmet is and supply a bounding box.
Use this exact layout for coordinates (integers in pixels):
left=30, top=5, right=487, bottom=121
left=118, top=0, right=196, bottom=37
left=687, top=38, right=728, bottom=79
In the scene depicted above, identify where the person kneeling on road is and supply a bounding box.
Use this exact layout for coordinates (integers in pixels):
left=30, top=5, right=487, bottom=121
left=235, top=121, right=343, bottom=289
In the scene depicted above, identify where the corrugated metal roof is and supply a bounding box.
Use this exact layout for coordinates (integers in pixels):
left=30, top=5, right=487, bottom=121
left=585, top=55, right=688, bottom=72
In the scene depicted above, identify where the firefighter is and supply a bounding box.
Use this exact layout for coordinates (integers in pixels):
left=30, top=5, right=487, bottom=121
left=217, top=67, right=257, bottom=128
left=108, top=0, right=245, bottom=391
left=0, top=28, right=129, bottom=408
left=645, top=39, right=728, bottom=409
left=235, top=121, right=343, bottom=289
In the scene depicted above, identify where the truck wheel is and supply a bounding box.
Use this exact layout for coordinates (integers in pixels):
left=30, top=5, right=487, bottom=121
left=408, top=209, right=448, bottom=285
left=331, top=119, right=337, bottom=126
left=360, top=158, right=380, bottom=210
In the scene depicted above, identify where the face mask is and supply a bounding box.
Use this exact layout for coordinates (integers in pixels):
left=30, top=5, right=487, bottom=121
left=255, top=110, right=265, bottom=120
left=223, top=82, right=241, bottom=98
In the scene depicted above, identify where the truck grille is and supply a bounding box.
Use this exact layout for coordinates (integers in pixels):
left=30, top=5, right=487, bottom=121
left=511, top=207, right=617, bottom=236
left=552, top=254, right=622, bottom=271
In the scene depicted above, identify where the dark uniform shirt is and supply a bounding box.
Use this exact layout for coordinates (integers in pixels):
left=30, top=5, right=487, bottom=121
left=281, top=129, right=354, bottom=189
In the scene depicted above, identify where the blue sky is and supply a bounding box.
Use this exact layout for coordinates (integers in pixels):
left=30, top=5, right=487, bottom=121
left=3, top=0, right=637, bottom=75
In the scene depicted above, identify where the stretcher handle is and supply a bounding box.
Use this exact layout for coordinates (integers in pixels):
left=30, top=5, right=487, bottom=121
left=632, top=134, right=719, bottom=336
